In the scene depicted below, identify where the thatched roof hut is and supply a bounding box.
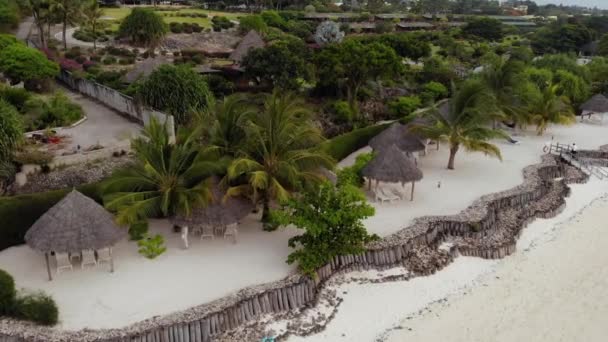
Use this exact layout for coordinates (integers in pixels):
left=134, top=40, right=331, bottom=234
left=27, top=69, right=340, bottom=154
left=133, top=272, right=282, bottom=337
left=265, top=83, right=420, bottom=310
left=361, top=144, right=423, bottom=200
left=25, top=190, right=126, bottom=280
left=369, top=123, right=426, bottom=153
left=229, top=30, right=265, bottom=65
left=122, top=56, right=170, bottom=84
left=580, top=94, right=608, bottom=114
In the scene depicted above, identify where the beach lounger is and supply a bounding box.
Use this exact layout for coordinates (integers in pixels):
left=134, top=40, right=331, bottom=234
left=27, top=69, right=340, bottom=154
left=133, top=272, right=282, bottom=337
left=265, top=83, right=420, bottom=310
left=55, top=252, right=73, bottom=274
left=81, top=250, right=97, bottom=268
left=96, top=248, right=112, bottom=267
left=200, top=224, right=214, bottom=241
left=373, top=188, right=390, bottom=203
left=380, top=188, right=400, bottom=203
left=390, top=187, right=406, bottom=200
left=224, top=223, right=238, bottom=244
left=69, top=252, right=81, bottom=263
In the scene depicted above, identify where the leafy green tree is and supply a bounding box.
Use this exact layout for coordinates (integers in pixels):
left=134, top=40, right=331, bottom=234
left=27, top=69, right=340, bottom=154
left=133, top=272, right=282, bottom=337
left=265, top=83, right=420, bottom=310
left=531, top=23, right=592, bottom=54
left=242, top=38, right=312, bottom=91
left=81, top=0, right=103, bottom=51
left=463, top=17, right=504, bottom=41
left=138, top=64, right=214, bottom=125
left=553, top=69, right=590, bottom=107
left=587, top=57, right=608, bottom=94
left=0, top=44, right=59, bottom=91
left=238, top=15, right=268, bottom=34
left=103, top=119, right=220, bottom=225
left=227, top=91, right=334, bottom=226
left=0, top=0, right=20, bottom=32
left=118, top=8, right=167, bottom=48
left=354, top=33, right=431, bottom=60
left=420, top=81, right=448, bottom=104
left=412, top=80, right=507, bottom=170
left=315, top=39, right=402, bottom=117
left=527, top=83, right=576, bottom=135
left=524, top=67, right=553, bottom=90
left=270, top=182, right=376, bottom=276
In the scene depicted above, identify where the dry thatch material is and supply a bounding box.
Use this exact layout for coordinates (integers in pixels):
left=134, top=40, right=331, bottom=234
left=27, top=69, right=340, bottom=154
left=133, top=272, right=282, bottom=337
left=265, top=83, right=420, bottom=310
left=25, top=190, right=126, bottom=253
left=580, top=94, right=608, bottom=113
left=362, top=144, right=423, bottom=184
left=229, top=30, right=265, bottom=64
left=171, top=180, right=253, bottom=227
left=369, top=123, right=426, bottom=153
left=122, top=56, right=170, bottom=84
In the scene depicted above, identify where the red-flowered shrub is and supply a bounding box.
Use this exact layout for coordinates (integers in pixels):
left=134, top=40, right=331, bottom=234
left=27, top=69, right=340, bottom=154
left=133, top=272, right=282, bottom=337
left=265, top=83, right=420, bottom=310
left=59, top=58, right=82, bottom=71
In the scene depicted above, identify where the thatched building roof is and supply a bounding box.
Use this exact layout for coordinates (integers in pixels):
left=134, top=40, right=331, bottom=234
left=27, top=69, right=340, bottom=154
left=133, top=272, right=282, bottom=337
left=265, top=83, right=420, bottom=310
left=229, top=30, right=265, bottom=64
left=580, top=94, right=608, bottom=113
left=361, top=145, right=423, bottom=184
left=122, top=56, right=170, bottom=84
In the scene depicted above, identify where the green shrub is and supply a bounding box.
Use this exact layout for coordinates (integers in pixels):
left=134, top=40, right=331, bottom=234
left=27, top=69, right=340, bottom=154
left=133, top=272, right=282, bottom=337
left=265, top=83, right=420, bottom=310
left=137, top=234, right=167, bottom=259
left=337, top=152, right=374, bottom=188
left=129, top=220, right=148, bottom=241
left=239, top=15, right=268, bottom=34
left=420, top=81, right=448, bottom=104
left=0, top=269, right=16, bottom=315
left=169, top=22, right=183, bottom=33
left=0, top=182, right=103, bottom=251
left=332, top=100, right=353, bottom=123
left=22, top=92, right=84, bottom=130
left=204, top=74, right=234, bottom=97
left=13, top=292, right=58, bottom=325
left=13, top=149, right=54, bottom=165
left=0, top=86, right=31, bottom=112
left=102, top=56, right=117, bottom=65
left=389, top=96, right=421, bottom=118
left=211, top=16, right=234, bottom=32
left=321, top=123, right=389, bottom=161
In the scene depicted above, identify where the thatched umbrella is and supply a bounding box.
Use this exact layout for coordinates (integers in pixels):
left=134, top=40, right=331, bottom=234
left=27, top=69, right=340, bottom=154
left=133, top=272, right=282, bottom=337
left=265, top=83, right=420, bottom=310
left=25, top=190, right=126, bottom=280
left=122, top=56, right=170, bottom=84
left=361, top=144, right=423, bottom=201
left=369, top=123, right=426, bottom=154
left=580, top=94, right=608, bottom=119
left=229, top=30, right=265, bottom=65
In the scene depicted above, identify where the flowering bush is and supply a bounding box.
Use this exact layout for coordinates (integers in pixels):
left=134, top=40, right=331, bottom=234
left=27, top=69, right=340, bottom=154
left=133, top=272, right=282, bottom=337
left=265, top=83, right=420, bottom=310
left=82, top=60, right=97, bottom=71
left=59, top=58, right=82, bottom=71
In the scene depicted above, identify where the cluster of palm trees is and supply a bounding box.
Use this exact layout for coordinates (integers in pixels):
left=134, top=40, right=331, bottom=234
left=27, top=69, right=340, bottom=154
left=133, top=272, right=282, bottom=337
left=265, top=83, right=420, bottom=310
left=26, top=0, right=103, bottom=50
left=103, top=91, right=335, bottom=227
left=413, top=56, right=578, bottom=170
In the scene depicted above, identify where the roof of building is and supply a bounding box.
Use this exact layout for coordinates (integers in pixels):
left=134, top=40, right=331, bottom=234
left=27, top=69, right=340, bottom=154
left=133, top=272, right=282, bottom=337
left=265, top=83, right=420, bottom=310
left=229, top=30, right=265, bottom=64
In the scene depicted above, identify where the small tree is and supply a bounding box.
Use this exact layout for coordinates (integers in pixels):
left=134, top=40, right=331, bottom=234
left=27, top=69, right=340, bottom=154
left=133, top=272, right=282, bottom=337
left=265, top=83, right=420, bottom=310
left=138, top=64, right=214, bottom=125
left=81, top=0, right=103, bottom=51
left=51, top=0, right=82, bottom=50
left=420, top=81, right=448, bottom=104
left=270, top=182, right=377, bottom=276
left=0, top=44, right=59, bottom=91
left=118, top=8, right=167, bottom=48
left=314, top=20, right=344, bottom=46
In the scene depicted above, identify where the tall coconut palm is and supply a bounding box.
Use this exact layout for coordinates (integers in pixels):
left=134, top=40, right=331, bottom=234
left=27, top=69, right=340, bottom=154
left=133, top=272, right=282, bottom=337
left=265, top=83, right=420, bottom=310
left=103, top=118, right=222, bottom=225
left=411, top=80, right=508, bottom=170
left=50, top=0, right=82, bottom=50
left=227, top=91, right=335, bottom=225
left=527, top=83, right=576, bottom=136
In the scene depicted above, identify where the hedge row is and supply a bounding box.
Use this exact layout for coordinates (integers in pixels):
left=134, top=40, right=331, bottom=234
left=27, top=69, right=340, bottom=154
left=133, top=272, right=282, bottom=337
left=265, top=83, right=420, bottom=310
left=0, top=182, right=104, bottom=251
left=321, top=123, right=389, bottom=161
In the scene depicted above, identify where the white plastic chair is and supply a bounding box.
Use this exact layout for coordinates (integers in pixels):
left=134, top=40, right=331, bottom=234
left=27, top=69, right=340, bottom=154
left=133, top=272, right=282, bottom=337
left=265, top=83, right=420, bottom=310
left=69, top=252, right=81, bottom=263
left=81, top=250, right=97, bottom=268
left=224, top=223, right=238, bottom=244
left=380, top=188, right=399, bottom=203
left=200, top=224, right=214, bottom=241
left=55, top=252, right=73, bottom=274
left=96, top=248, right=112, bottom=266
left=390, top=187, right=406, bottom=200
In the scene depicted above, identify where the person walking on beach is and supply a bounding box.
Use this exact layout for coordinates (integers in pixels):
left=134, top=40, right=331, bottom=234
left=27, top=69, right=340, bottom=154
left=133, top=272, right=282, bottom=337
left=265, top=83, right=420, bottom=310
left=572, top=143, right=578, bottom=156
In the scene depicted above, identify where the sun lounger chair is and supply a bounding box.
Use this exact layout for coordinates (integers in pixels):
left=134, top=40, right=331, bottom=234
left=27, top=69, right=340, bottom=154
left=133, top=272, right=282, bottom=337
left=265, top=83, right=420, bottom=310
left=380, top=188, right=400, bottom=203
left=69, top=252, right=81, bottom=263
left=190, top=225, right=203, bottom=236
left=390, top=188, right=405, bottom=200
left=373, top=188, right=390, bottom=203
left=55, top=252, right=73, bottom=274
left=224, top=223, right=238, bottom=244
left=96, top=248, right=112, bottom=267
left=81, top=249, right=97, bottom=268
left=200, top=224, right=214, bottom=241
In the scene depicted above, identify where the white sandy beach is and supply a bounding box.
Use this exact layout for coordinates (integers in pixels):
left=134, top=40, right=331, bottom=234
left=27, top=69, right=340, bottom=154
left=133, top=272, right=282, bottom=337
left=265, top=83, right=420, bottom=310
left=286, top=179, right=608, bottom=342
left=0, top=122, right=607, bottom=330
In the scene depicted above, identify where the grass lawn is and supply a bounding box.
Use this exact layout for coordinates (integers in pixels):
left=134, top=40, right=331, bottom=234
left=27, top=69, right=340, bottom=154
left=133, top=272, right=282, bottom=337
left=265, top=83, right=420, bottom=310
left=101, top=6, right=245, bottom=30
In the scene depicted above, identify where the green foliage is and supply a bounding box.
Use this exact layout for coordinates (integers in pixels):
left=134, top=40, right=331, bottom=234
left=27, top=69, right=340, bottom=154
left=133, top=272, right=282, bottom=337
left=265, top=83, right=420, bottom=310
left=0, top=99, right=23, bottom=162
left=336, top=152, right=374, bottom=188
left=524, top=67, right=553, bottom=90
left=137, top=234, right=167, bottom=259
left=238, top=15, right=267, bottom=34
left=599, top=34, right=608, bottom=57
left=103, top=119, right=219, bottom=225
left=374, top=21, right=394, bottom=34
left=0, top=269, right=15, bottom=315
left=270, top=182, right=377, bottom=277
left=553, top=69, right=590, bottom=106
left=0, top=34, right=20, bottom=50
left=463, top=17, right=504, bottom=41
left=13, top=292, right=58, bottom=326
left=421, top=81, right=448, bottom=104
left=418, top=55, right=458, bottom=86
left=0, top=44, right=59, bottom=86
left=527, top=84, right=576, bottom=135
left=21, top=92, right=84, bottom=131
left=204, top=74, right=235, bottom=98
left=353, top=33, right=431, bottom=60
left=13, top=149, right=54, bottom=166
left=0, top=86, right=31, bottom=112
left=261, top=10, right=286, bottom=30
left=331, top=100, right=354, bottom=123
left=587, top=57, right=608, bottom=94
left=0, top=0, right=20, bottom=32
left=128, top=220, right=148, bottom=241
left=138, top=64, right=214, bottom=125
left=389, top=96, right=421, bottom=118
left=531, top=23, right=593, bottom=54
left=320, top=123, right=389, bottom=161
left=242, top=38, right=311, bottom=91
left=211, top=16, right=234, bottom=31
left=118, top=8, right=167, bottom=48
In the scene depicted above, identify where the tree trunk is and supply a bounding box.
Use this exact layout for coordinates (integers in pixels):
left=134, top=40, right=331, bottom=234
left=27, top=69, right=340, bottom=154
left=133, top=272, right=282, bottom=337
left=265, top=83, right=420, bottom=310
left=261, top=195, right=270, bottom=223
left=62, top=18, right=67, bottom=50
left=447, top=143, right=459, bottom=170
left=92, top=24, right=97, bottom=51
left=347, top=85, right=360, bottom=123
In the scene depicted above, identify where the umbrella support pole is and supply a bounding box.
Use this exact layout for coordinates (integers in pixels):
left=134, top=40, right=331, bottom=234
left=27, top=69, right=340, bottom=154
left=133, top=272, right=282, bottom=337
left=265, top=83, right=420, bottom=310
left=110, top=248, right=114, bottom=273
left=45, top=252, right=52, bottom=281
left=411, top=182, right=415, bottom=201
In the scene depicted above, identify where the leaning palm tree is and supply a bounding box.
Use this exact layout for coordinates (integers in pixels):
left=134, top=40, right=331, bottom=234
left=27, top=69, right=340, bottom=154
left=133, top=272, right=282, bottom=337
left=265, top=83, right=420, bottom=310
left=227, top=91, right=335, bottom=225
left=103, top=118, right=222, bottom=225
left=528, top=83, right=576, bottom=136
left=411, top=80, right=508, bottom=170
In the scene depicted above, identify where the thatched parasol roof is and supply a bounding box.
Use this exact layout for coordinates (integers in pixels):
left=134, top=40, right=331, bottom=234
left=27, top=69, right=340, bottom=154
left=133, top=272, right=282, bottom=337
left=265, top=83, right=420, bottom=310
left=122, top=56, right=170, bottom=84
left=361, top=144, right=423, bottom=184
left=171, top=179, right=253, bottom=227
left=25, top=190, right=126, bottom=253
left=580, top=94, right=608, bottom=113
left=229, top=30, right=265, bottom=64
left=369, top=123, right=426, bottom=153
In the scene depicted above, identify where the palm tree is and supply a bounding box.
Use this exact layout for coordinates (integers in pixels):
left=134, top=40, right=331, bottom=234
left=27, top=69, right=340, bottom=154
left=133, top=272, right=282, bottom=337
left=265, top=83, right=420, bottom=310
left=81, top=0, right=103, bottom=51
left=103, top=118, right=222, bottom=225
left=227, top=91, right=335, bottom=225
left=527, top=83, right=576, bottom=136
left=411, top=80, right=508, bottom=170
left=49, top=0, right=82, bottom=50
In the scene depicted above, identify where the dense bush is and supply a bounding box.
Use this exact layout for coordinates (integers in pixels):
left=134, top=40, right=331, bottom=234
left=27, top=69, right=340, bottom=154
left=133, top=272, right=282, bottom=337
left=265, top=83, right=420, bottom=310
left=331, top=100, right=353, bottom=123
left=169, top=22, right=183, bottom=33
left=336, top=152, right=374, bottom=188
left=102, top=56, right=117, bottom=65
left=0, top=86, right=31, bottom=111
left=211, top=16, right=234, bottom=32
left=22, top=92, right=84, bottom=131
left=0, top=99, right=23, bottom=161
left=0, top=269, right=15, bottom=315
left=204, top=74, right=235, bottom=97
left=0, top=0, right=20, bottom=32
left=389, top=96, right=422, bottom=118
left=0, top=34, right=20, bottom=50
left=13, top=292, right=58, bottom=325
left=137, top=234, right=167, bottom=259
left=239, top=15, right=268, bottom=34
left=321, top=123, right=389, bottom=161
left=13, top=150, right=54, bottom=165
left=129, top=220, right=148, bottom=241
left=0, top=44, right=59, bottom=91
left=420, top=81, right=449, bottom=104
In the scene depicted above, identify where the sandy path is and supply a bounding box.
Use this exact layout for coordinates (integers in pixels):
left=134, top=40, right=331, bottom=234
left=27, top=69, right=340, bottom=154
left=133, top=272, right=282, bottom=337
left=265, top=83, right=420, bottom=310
left=385, top=194, right=608, bottom=342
